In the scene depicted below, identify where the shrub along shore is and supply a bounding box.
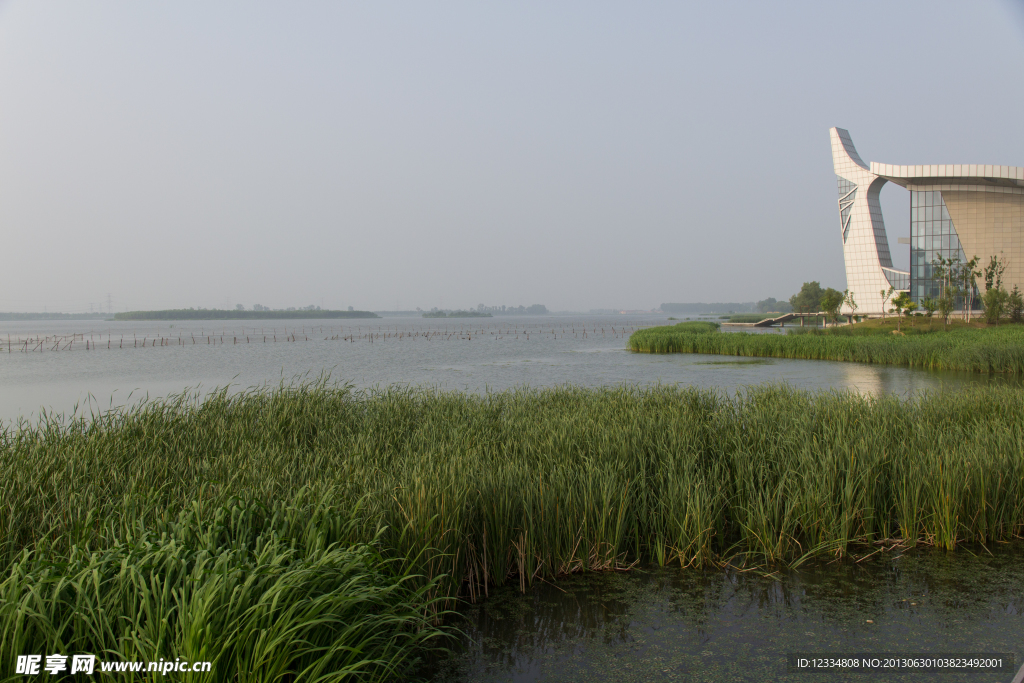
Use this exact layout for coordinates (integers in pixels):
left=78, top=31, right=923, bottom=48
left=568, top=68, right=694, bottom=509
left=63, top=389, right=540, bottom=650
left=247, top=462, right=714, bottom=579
left=629, top=320, right=1024, bottom=373
left=2, top=381, right=1023, bottom=678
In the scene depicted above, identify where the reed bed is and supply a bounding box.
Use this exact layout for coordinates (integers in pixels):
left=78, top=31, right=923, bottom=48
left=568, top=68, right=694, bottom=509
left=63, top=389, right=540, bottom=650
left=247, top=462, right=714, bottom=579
left=629, top=322, right=1024, bottom=373
left=1, top=497, right=450, bottom=682
left=3, top=379, right=1022, bottom=595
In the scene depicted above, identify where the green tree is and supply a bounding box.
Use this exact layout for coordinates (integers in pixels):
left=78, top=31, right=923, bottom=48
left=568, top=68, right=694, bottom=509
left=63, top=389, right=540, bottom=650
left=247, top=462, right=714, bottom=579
left=843, top=290, right=858, bottom=323
left=756, top=297, right=791, bottom=313
left=890, top=291, right=916, bottom=333
left=981, top=254, right=1008, bottom=325
left=1008, top=285, right=1024, bottom=323
left=879, top=286, right=894, bottom=321
left=920, top=297, right=936, bottom=317
left=936, top=254, right=981, bottom=323
left=938, top=294, right=954, bottom=329
left=931, top=256, right=957, bottom=330
left=983, top=288, right=1006, bottom=324
left=957, top=256, right=981, bottom=323
left=983, top=253, right=1006, bottom=291
left=904, top=298, right=918, bottom=327
left=789, top=281, right=824, bottom=314
left=920, top=297, right=937, bottom=329
left=820, top=288, right=845, bottom=327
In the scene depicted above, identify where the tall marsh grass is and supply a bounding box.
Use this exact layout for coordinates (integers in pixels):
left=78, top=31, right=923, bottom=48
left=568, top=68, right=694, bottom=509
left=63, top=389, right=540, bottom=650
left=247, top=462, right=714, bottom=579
left=629, top=322, right=1024, bottom=373
left=2, top=380, right=1024, bottom=676
left=0, top=487, right=450, bottom=682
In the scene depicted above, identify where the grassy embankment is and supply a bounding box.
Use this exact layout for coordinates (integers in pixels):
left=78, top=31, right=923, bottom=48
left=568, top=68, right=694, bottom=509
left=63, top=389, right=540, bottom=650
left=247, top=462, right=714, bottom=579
left=630, top=319, right=1024, bottom=373
left=3, top=380, right=1024, bottom=678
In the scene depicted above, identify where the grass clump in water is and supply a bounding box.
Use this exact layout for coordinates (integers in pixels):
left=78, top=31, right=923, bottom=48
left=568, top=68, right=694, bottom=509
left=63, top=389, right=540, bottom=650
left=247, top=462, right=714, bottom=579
left=2, top=380, right=1024, bottom=674
left=629, top=320, right=1024, bottom=373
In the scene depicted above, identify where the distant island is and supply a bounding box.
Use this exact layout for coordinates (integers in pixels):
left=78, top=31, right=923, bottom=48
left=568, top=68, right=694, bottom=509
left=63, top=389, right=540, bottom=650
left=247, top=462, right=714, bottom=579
left=114, top=308, right=379, bottom=321
left=0, top=312, right=110, bottom=321
left=423, top=304, right=547, bottom=317
left=423, top=310, right=493, bottom=318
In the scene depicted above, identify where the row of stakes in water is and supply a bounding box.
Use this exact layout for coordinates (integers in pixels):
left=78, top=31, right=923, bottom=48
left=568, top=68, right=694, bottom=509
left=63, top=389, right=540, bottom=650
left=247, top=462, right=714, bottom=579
left=3, top=324, right=644, bottom=352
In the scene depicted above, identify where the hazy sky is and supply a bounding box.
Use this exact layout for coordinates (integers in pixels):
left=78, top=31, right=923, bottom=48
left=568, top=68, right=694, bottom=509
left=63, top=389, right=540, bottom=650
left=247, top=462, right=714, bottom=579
left=2, top=1, right=1022, bottom=313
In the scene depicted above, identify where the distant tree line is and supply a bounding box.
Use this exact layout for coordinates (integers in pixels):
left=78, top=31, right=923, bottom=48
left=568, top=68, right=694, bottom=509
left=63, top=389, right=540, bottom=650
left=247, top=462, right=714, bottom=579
left=250, top=304, right=333, bottom=313
left=754, top=298, right=793, bottom=314
left=431, top=304, right=548, bottom=316
left=114, top=308, right=379, bottom=321
left=661, top=303, right=756, bottom=314
left=757, top=282, right=854, bottom=326
left=0, top=312, right=109, bottom=321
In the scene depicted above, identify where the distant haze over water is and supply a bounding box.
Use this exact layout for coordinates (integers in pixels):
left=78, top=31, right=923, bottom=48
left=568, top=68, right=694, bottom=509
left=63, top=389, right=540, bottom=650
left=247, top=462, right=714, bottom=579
left=1, top=3, right=1022, bottom=313
left=1, top=315, right=1016, bottom=425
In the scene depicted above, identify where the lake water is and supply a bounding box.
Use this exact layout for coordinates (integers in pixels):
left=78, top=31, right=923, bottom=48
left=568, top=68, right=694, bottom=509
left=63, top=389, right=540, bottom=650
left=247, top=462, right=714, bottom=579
left=0, top=314, right=1018, bottom=424
left=427, top=543, right=1024, bottom=683
left=4, top=314, right=1023, bottom=680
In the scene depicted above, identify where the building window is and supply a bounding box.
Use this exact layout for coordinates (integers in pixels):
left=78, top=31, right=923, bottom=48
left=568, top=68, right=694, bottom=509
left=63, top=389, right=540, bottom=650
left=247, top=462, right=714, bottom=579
left=909, top=190, right=979, bottom=308
left=882, top=267, right=909, bottom=291
left=836, top=176, right=857, bottom=243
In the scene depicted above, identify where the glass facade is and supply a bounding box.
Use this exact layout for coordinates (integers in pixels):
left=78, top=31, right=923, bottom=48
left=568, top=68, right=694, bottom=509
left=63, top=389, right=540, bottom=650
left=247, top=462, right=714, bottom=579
left=882, top=267, right=909, bottom=291
left=909, top=190, right=978, bottom=307
left=836, top=176, right=857, bottom=243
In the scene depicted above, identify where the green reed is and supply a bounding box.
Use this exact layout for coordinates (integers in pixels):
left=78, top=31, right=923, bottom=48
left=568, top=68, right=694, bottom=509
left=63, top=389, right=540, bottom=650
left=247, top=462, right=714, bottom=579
left=0, top=487, right=451, bottom=682
left=2, top=380, right=1024, bottom=677
left=628, top=322, right=1024, bottom=373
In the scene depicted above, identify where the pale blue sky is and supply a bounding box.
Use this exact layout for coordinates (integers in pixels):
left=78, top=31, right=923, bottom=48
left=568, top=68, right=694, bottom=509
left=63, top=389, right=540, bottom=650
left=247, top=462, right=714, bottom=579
left=1, top=1, right=1022, bottom=312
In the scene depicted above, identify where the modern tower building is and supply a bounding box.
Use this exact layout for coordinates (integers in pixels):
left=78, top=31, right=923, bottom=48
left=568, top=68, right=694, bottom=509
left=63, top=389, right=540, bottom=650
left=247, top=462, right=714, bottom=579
left=829, top=127, right=1023, bottom=315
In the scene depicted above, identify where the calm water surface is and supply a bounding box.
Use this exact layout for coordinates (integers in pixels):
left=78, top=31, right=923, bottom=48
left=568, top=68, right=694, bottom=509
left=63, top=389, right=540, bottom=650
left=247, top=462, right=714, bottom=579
left=0, top=315, right=1018, bottom=423
left=428, top=544, right=1024, bottom=683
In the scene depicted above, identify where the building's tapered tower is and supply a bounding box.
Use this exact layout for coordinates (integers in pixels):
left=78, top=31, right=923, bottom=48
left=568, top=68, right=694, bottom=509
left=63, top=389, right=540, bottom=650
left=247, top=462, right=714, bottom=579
left=831, top=128, right=1024, bottom=316
left=830, top=128, right=907, bottom=315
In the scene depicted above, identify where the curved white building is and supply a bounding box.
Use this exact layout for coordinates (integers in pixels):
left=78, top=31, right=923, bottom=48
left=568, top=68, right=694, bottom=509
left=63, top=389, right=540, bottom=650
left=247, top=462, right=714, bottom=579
left=829, top=128, right=1024, bottom=315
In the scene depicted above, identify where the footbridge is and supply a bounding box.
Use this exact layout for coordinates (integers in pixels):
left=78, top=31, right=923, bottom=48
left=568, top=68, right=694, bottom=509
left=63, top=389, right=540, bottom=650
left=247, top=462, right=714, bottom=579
left=725, top=313, right=833, bottom=328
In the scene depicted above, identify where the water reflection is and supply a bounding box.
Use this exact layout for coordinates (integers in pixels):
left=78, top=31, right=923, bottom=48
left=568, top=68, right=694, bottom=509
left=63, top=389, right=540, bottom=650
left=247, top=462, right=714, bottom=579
left=837, top=360, right=1024, bottom=398
left=428, top=544, right=1024, bottom=683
